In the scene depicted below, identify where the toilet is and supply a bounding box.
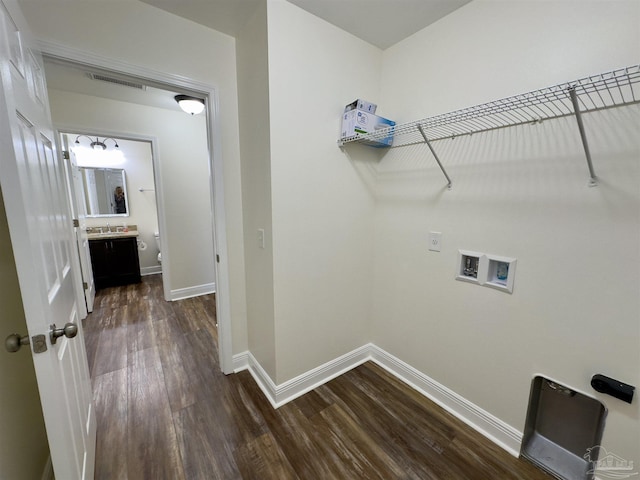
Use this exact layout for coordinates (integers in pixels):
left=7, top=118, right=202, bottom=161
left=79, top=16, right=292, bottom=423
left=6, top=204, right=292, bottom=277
left=154, top=231, right=161, bottom=263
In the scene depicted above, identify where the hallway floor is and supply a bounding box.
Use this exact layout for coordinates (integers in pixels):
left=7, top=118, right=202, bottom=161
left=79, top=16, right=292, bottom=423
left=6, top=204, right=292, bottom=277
left=84, top=275, right=552, bottom=479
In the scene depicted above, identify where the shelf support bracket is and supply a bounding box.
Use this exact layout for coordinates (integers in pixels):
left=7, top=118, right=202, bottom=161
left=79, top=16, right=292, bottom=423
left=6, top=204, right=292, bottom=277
left=568, top=87, right=598, bottom=187
left=417, top=124, right=452, bottom=189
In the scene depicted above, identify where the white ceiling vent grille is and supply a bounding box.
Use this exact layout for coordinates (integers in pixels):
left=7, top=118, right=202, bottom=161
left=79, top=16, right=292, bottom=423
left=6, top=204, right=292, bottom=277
left=87, top=73, right=147, bottom=90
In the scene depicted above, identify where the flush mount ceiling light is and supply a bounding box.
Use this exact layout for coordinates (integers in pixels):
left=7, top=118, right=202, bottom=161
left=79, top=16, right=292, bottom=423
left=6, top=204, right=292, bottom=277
left=74, top=135, right=119, bottom=150
left=175, top=94, right=205, bottom=115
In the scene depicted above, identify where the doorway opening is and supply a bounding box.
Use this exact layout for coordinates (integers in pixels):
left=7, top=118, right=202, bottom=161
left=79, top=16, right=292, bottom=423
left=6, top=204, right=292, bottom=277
left=41, top=49, right=233, bottom=374
left=62, top=132, right=162, bottom=314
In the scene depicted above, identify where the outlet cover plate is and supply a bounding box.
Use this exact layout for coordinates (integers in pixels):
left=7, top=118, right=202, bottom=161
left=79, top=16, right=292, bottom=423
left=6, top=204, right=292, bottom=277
left=429, top=231, right=442, bottom=252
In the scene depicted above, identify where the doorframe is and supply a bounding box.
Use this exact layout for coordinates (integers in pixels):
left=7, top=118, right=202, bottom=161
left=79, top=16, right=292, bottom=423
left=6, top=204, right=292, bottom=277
left=58, top=129, right=168, bottom=292
left=41, top=40, right=234, bottom=374
left=60, top=133, right=91, bottom=318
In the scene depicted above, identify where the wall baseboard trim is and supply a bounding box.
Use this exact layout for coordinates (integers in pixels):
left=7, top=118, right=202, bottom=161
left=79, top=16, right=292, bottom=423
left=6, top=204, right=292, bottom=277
left=41, top=456, right=54, bottom=480
left=141, top=266, right=162, bottom=276
left=246, top=352, right=280, bottom=409
left=243, top=343, right=523, bottom=457
left=170, top=282, right=215, bottom=301
left=247, top=345, right=371, bottom=409
left=233, top=351, right=249, bottom=372
left=368, top=345, right=522, bottom=457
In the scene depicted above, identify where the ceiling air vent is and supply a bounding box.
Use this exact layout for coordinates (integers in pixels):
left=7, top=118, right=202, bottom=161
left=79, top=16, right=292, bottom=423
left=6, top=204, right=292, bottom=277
left=87, top=73, right=147, bottom=90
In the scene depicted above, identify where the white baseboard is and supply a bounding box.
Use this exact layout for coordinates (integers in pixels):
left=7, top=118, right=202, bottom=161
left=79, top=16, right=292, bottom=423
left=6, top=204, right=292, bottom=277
left=141, top=266, right=162, bottom=276
left=41, top=456, right=54, bottom=480
left=243, top=343, right=523, bottom=457
left=247, top=345, right=371, bottom=409
left=368, top=345, right=523, bottom=457
left=246, top=352, right=280, bottom=408
left=170, top=282, right=215, bottom=301
left=233, top=351, right=249, bottom=372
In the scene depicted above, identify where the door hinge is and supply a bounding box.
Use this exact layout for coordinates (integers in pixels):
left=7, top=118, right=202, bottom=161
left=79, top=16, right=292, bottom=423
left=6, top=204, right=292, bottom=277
left=216, top=254, right=220, bottom=263
left=73, top=218, right=79, bottom=228
left=63, top=150, right=70, bottom=160
left=83, top=282, right=88, bottom=290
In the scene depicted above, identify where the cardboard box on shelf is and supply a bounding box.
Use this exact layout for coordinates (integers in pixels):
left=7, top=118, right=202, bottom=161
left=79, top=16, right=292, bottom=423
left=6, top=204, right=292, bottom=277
left=344, top=99, right=377, bottom=114
left=341, top=109, right=395, bottom=147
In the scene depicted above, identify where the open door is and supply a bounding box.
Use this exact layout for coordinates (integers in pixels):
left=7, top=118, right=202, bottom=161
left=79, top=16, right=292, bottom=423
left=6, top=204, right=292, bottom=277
left=0, top=1, right=96, bottom=479
left=63, top=134, right=96, bottom=312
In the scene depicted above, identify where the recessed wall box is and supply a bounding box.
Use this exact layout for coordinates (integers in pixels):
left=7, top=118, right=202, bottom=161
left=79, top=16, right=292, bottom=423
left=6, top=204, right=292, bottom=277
left=485, top=254, right=517, bottom=293
left=455, top=251, right=516, bottom=293
left=456, top=250, right=483, bottom=284
left=344, top=99, right=377, bottom=114
left=521, top=376, right=607, bottom=480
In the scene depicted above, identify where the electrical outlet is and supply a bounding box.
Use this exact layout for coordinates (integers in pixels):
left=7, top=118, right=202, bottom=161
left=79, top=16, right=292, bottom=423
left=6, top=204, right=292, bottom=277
left=429, top=231, right=442, bottom=252
left=257, top=228, right=265, bottom=249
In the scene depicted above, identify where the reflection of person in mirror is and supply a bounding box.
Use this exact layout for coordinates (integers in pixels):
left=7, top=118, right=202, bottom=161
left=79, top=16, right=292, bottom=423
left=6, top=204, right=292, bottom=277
left=114, top=186, right=126, bottom=214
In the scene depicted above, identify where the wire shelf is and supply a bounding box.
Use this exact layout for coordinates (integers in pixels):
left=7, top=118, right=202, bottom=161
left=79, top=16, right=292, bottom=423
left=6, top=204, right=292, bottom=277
left=339, top=65, right=640, bottom=148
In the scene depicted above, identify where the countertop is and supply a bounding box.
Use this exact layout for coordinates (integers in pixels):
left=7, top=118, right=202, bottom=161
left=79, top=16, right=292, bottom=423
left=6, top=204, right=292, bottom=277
left=87, top=230, right=139, bottom=240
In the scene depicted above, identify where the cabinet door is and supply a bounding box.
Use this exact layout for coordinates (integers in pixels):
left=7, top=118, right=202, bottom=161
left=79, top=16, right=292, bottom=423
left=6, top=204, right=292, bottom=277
left=88, top=237, right=140, bottom=288
left=109, top=237, right=141, bottom=283
left=88, top=239, right=110, bottom=288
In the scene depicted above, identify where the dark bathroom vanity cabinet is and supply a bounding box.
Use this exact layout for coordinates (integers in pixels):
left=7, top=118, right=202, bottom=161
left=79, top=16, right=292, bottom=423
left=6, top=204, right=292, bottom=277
left=89, top=235, right=141, bottom=289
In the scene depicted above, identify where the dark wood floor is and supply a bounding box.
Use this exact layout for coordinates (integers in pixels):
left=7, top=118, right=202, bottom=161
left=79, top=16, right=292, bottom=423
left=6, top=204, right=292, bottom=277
left=84, top=275, right=551, bottom=479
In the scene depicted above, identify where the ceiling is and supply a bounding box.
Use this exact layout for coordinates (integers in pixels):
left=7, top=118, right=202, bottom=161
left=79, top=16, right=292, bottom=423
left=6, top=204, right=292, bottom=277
left=140, top=0, right=472, bottom=50
left=286, top=0, right=471, bottom=49
left=43, top=0, right=473, bottom=113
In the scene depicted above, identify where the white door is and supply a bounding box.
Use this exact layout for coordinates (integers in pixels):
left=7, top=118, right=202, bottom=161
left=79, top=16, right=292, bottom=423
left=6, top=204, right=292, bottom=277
left=0, top=1, right=96, bottom=479
left=63, top=135, right=96, bottom=312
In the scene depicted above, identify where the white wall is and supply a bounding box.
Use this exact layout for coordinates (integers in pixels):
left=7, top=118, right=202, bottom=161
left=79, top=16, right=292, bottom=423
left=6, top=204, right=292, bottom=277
left=51, top=91, right=215, bottom=293
left=236, top=0, right=277, bottom=378
left=373, top=0, right=639, bottom=463
left=19, top=0, right=248, bottom=352
left=0, top=191, right=50, bottom=480
left=266, top=0, right=382, bottom=383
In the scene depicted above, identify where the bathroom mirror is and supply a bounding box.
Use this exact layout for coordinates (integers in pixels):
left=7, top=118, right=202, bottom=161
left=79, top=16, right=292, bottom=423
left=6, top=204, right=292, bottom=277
left=79, top=167, right=129, bottom=217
